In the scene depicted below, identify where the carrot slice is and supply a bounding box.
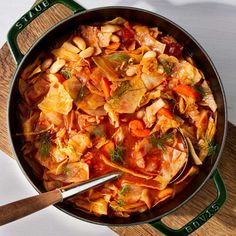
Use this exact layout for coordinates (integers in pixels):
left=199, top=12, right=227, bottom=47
left=158, top=107, right=173, bottom=119
left=101, top=77, right=111, bottom=99
left=101, top=140, right=114, bottom=155
left=106, top=42, right=120, bottom=50
left=129, top=120, right=144, bottom=130
left=129, top=120, right=151, bottom=137
left=173, top=84, right=200, bottom=99
left=54, top=73, right=65, bottom=84
left=131, top=129, right=150, bottom=137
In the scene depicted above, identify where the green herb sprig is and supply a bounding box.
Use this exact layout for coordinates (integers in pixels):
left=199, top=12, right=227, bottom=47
left=108, top=54, right=129, bottom=62
left=119, top=185, right=131, bottom=196
left=150, top=132, right=174, bottom=151
left=110, top=145, right=124, bottom=164
left=108, top=81, right=131, bottom=101
left=39, top=132, right=51, bottom=157
left=207, top=141, right=217, bottom=157
left=60, top=69, right=71, bottom=80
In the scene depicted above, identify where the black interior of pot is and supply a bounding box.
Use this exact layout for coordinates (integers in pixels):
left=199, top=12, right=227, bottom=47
left=8, top=7, right=227, bottom=225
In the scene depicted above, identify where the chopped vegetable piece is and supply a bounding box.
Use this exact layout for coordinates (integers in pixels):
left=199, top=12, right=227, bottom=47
left=54, top=73, right=65, bottom=84
left=129, top=120, right=151, bottom=137
left=157, top=107, right=173, bottom=119
left=107, top=42, right=121, bottom=50
left=173, top=84, right=201, bottom=99
left=101, top=77, right=111, bottom=99
left=102, top=140, right=115, bottom=155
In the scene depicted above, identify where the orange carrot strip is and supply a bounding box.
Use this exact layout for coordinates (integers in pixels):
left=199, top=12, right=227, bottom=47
left=106, top=42, right=120, bottom=50
left=129, top=120, right=151, bottom=137
left=54, top=73, right=65, bottom=84
left=101, top=77, right=111, bottom=99
left=158, top=107, right=173, bottom=119
left=173, top=84, right=200, bottom=99
left=101, top=140, right=114, bottom=155
left=129, top=120, right=144, bottom=130
left=131, top=129, right=150, bottom=137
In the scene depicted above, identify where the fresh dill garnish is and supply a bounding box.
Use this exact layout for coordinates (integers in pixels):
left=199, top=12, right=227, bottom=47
left=76, top=86, right=86, bottom=102
left=192, top=85, right=205, bottom=97
left=39, top=132, right=51, bottom=157
left=109, top=81, right=131, bottom=101
left=150, top=132, right=174, bottom=151
left=108, top=54, right=129, bottom=62
left=92, top=125, right=106, bottom=138
left=159, top=58, right=175, bottom=75
left=119, top=185, right=131, bottom=196
left=110, top=204, right=119, bottom=211
left=110, top=145, right=124, bottom=164
left=60, top=69, right=71, bottom=80
left=207, top=141, right=217, bottom=156
left=117, top=198, right=125, bottom=206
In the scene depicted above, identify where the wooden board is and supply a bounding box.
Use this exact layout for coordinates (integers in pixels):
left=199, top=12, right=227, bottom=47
left=0, top=3, right=235, bottom=235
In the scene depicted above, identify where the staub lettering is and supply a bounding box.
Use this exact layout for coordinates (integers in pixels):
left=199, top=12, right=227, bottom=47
left=184, top=203, right=220, bottom=234
left=15, top=0, right=51, bottom=30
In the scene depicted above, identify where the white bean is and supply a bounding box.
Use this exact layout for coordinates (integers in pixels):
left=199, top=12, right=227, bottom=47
left=143, top=51, right=157, bottom=58
left=79, top=47, right=94, bottom=58
left=49, top=58, right=66, bottom=74
left=136, top=109, right=145, bottom=119
left=73, top=36, right=86, bottom=51
left=101, top=24, right=121, bottom=33
left=41, top=58, right=53, bottom=71
left=111, top=34, right=120, bottom=43
left=126, top=67, right=137, bottom=77
left=62, top=41, right=80, bottom=53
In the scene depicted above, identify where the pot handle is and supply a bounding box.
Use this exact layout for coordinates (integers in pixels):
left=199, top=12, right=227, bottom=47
left=7, top=0, right=85, bottom=64
left=150, top=168, right=226, bottom=235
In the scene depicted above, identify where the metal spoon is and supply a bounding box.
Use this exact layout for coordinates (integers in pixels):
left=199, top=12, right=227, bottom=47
left=0, top=172, right=120, bottom=226
left=168, top=128, right=189, bottom=184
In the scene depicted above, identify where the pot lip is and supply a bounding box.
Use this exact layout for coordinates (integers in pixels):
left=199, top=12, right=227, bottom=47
left=7, top=5, right=228, bottom=226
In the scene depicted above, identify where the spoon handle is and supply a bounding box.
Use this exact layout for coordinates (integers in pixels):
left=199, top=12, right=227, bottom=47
left=0, top=189, right=62, bottom=226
